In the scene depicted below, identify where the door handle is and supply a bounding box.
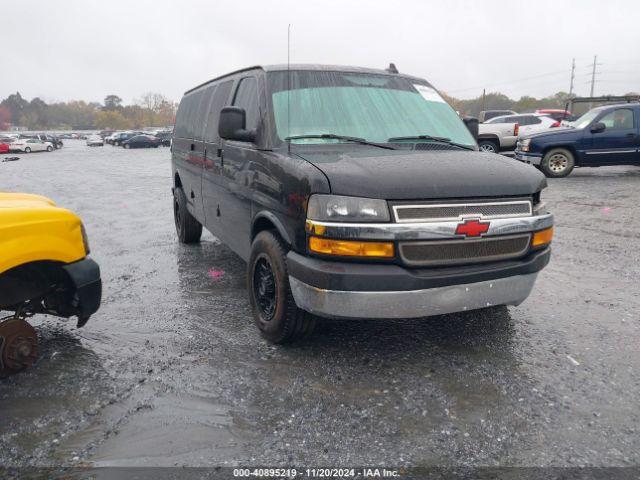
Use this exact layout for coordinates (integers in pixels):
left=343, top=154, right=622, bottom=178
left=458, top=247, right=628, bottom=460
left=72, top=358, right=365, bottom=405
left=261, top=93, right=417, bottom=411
left=626, top=133, right=637, bottom=138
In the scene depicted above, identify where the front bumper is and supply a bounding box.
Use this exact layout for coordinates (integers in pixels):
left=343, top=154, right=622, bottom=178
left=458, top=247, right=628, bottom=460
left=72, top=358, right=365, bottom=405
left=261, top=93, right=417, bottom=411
left=515, top=151, right=543, bottom=165
left=290, top=273, right=538, bottom=319
left=287, top=248, right=550, bottom=319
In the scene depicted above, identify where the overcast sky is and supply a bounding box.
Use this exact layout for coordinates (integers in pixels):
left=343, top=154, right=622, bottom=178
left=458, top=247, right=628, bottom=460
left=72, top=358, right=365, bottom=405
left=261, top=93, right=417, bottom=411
left=2, top=0, right=639, bottom=104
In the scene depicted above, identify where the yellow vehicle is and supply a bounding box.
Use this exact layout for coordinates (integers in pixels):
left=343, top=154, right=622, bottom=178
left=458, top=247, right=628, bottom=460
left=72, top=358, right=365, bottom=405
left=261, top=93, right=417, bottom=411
left=0, top=192, right=101, bottom=376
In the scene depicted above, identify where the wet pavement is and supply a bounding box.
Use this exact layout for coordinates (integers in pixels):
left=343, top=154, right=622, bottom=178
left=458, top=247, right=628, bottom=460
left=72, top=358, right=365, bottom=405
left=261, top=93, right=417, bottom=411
left=1, top=140, right=639, bottom=468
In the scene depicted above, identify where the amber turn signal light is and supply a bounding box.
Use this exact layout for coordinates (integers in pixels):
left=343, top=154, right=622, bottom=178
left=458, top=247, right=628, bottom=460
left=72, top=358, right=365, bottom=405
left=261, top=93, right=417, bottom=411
left=309, top=236, right=394, bottom=258
left=532, top=227, right=554, bottom=247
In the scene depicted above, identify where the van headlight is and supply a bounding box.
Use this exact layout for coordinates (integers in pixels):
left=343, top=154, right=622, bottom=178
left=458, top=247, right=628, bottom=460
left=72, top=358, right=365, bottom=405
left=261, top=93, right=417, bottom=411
left=306, top=194, right=390, bottom=223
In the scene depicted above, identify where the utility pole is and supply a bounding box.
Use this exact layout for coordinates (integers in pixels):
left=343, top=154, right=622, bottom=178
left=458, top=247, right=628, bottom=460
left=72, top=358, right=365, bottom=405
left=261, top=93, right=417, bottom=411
left=482, top=88, right=486, bottom=114
left=589, top=55, right=597, bottom=97
left=569, top=58, right=575, bottom=97
left=588, top=55, right=601, bottom=110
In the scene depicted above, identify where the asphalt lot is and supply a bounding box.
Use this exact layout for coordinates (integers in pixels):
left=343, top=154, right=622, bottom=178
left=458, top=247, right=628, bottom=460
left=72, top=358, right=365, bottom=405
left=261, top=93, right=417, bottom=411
left=1, top=140, right=639, bottom=469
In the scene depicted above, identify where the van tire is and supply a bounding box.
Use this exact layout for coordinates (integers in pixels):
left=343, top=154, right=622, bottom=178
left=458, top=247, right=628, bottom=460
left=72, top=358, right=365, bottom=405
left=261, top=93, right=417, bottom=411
left=541, top=148, right=574, bottom=177
left=248, top=231, right=316, bottom=344
left=173, top=186, right=202, bottom=243
left=478, top=139, right=499, bottom=153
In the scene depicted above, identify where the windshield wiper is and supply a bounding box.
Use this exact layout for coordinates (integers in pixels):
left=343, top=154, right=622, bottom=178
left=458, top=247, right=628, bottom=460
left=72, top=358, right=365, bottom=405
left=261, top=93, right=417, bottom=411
left=387, top=135, right=474, bottom=150
left=285, top=134, right=396, bottom=150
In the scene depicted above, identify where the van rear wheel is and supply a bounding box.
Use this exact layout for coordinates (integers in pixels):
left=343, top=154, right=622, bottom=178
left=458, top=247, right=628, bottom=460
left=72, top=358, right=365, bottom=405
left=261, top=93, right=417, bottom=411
left=248, top=231, right=316, bottom=343
left=173, top=186, right=202, bottom=243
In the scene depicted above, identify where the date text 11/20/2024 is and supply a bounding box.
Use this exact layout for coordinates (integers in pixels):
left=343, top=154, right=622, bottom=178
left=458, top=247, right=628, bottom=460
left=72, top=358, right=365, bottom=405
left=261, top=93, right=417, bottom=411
left=233, top=467, right=403, bottom=477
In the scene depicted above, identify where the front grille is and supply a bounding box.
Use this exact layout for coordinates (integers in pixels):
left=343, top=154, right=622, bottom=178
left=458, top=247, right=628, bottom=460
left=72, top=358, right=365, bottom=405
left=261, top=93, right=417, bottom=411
left=393, top=200, right=532, bottom=223
left=399, top=234, right=531, bottom=266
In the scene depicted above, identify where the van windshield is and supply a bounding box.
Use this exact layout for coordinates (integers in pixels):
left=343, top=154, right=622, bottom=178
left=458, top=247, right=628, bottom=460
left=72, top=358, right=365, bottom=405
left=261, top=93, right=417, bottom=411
left=268, top=71, right=475, bottom=147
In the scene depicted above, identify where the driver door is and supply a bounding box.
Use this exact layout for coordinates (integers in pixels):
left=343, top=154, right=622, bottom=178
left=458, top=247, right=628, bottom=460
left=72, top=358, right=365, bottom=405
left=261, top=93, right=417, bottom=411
left=588, top=108, right=638, bottom=164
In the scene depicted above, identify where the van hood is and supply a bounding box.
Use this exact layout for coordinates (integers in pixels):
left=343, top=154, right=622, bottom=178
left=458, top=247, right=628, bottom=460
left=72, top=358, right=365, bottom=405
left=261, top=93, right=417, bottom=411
left=295, top=148, right=546, bottom=200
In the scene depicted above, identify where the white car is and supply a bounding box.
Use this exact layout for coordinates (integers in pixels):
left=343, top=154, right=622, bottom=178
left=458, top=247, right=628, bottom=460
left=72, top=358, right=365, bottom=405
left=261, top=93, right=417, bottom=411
left=86, top=135, right=104, bottom=147
left=486, top=113, right=559, bottom=138
left=10, top=138, right=54, bottom=153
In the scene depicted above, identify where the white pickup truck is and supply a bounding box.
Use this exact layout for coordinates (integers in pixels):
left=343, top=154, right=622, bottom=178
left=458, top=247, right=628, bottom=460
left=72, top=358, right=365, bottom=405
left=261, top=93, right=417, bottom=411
left=477, top=121, right=519, bottom=153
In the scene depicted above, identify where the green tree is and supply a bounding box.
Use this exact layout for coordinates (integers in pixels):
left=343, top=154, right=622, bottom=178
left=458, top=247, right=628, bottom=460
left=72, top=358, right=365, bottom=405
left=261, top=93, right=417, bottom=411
left=104, top=95, right=123, bottom=111
left=0, top=92, right=29, bottom=126
left=94, top=110, right=132, bottom=130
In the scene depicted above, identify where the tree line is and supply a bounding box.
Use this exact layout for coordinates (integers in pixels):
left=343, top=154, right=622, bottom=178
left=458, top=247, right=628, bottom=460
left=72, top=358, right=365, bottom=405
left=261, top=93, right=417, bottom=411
left=2, top=88, right=638, bottom=131
left=0, top=92, right=177, bottom=131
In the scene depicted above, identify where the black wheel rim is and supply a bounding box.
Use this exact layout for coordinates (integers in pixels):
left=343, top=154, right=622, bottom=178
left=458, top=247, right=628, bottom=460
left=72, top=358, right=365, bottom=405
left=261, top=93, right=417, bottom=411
left=253, top=255, right=277, bottom=320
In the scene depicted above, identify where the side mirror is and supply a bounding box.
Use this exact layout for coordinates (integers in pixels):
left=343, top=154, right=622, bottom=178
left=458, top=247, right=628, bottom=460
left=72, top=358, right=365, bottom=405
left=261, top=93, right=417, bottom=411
left=219, top=106, right=256, bottom=142
left=463, top=117, right=479, bottom=140
left=590, top=122, right=606, bottom=134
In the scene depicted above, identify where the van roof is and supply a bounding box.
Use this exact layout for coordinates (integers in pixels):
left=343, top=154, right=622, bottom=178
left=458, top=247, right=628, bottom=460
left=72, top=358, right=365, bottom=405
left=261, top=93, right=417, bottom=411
left=184, top=64, right=428, bottom=95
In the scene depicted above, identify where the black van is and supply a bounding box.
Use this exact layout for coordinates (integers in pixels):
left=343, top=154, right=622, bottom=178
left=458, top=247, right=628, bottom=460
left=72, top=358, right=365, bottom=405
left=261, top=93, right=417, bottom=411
left=171, top=64, right=553, bottom=343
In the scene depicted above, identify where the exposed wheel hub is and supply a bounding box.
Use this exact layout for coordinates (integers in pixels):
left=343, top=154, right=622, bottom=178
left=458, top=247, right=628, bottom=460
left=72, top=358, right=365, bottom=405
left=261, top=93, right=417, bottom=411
left=0, top=319, right=38, bottom=376
left=253, top=256, right=277, bottom=320
left=549, top=154, right=568, bottom=172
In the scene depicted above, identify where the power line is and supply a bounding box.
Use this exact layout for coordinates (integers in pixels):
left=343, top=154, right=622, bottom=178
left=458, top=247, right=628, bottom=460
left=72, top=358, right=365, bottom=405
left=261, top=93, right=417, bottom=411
left=447, top=69, right=568, bottom=93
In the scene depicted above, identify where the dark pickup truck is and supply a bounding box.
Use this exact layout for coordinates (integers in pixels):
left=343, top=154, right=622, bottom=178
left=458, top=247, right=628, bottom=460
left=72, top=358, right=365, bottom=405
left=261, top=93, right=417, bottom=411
left=516, top=102, right=640, bottom=177
left=171, top=64, right=554, bottom=342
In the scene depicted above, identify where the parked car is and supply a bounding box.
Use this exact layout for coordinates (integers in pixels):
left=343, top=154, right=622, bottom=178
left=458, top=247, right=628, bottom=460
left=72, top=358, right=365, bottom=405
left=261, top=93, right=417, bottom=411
left=477, top=120, right=519, bottom=153
left=86, top=135, right=104, bottom=147
left=515, top=103, right=640, bottom=177
left=111, top=132, right=138, bottom=146
left=155, top=131, right=172, bottom=146
left=122, top=135, right=161, bottom=149
left=0, top=192, right=101, bottom=376
left=487, top=113, right=559, bottom=137
left=99, top=130, right=115, bottom=139
left=9, top=138, right=54, bottom=153
left=105, top=132, right=119, bottom=144
left=43, top=134, right=63, bottom=149
left=478, top=110, right=517, bottom=123
left=171, top=64, right=553, bottom=343
left=535, top=109, right=575, bottom=122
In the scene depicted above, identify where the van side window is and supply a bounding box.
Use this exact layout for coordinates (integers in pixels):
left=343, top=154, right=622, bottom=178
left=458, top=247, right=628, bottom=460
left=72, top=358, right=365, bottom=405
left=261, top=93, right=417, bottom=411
left=174, top=98, right=189, bottom=138
left=599, top=109, right=634, bottom=130
left=186, top=90, right=204, bottom=138
left=193, top=86, right=216, bottom=140
left=204, top=80, right=233, bottom=142
left=233, top=77, right=259, bottom=130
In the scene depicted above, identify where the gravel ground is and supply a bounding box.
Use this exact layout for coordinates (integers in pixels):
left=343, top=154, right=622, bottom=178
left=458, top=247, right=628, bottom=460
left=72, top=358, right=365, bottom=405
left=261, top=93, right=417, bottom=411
left=0, top=140, right=639, bottom=469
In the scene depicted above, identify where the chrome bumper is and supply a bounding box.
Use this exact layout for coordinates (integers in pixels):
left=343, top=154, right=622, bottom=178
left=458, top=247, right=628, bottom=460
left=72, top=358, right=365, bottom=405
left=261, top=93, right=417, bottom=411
left=514, top=152, right=543, bottom=166
left=289, top=273, right=538, bottom=319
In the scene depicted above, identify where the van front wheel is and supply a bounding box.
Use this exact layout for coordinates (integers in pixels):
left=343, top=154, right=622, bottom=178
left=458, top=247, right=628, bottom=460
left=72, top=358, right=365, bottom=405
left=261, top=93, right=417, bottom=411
left=248, top=231, right=316, bottom=343
left=173, top=186, right=202, bottom=243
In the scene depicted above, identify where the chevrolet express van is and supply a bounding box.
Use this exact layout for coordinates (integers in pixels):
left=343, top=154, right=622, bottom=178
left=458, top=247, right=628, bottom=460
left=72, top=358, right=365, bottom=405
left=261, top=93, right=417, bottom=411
left=171, top=65, right=553, bottom=343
